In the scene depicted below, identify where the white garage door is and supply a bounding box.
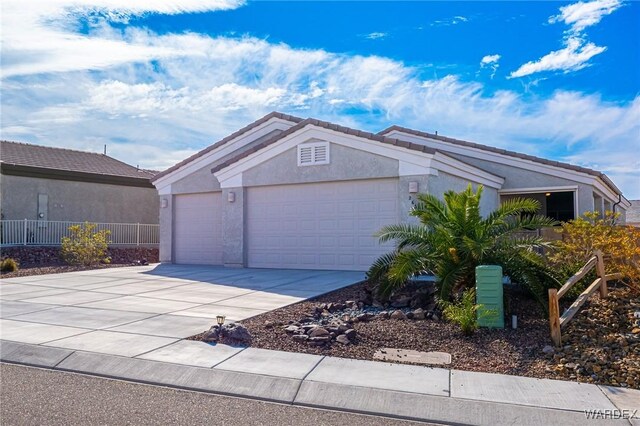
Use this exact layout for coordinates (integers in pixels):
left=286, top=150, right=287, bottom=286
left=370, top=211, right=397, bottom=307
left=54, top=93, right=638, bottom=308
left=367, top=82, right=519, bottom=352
left=174, top=192, right=223, bottom=265
left=247, top=179, right=399, bottom=271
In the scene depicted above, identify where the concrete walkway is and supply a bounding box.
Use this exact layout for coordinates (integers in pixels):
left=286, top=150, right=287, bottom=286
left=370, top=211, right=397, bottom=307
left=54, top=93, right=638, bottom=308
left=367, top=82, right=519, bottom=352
left=2, top=265, right=639, bottom=425
left=0, top=264, right=363, bottom=357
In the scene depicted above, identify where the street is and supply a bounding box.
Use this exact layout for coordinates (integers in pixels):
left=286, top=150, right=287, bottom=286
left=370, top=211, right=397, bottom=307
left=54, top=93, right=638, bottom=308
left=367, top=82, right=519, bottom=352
left=0, top=363, right=428, bottom=425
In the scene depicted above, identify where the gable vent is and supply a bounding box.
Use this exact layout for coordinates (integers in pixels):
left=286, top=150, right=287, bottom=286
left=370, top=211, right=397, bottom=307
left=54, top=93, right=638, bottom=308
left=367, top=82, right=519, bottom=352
left=298, top=142, right=330, bottom=166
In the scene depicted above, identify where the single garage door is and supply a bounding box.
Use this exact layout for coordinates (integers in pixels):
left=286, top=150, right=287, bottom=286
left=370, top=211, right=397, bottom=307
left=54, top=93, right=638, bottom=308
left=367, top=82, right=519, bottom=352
left=173, top=192, right=223, bottom=265
left=247, top=179, right=398, bottom=271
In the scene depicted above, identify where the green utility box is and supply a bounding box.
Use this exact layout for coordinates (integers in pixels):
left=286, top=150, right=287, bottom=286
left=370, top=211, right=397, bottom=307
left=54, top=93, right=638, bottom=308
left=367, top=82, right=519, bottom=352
left=475, top=265, right=504, bottom=328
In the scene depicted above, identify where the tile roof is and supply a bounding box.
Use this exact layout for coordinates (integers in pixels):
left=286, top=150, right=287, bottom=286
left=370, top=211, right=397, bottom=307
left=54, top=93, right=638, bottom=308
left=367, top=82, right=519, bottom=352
left=1, top=140, right=155, bottom=180
left=379, top=125, right=624, bottom=196
left=627, top=200, right=640, bottom=224
left=210, top=117, right=437, bottom=174
left=152, top=111, right=303, bottom=182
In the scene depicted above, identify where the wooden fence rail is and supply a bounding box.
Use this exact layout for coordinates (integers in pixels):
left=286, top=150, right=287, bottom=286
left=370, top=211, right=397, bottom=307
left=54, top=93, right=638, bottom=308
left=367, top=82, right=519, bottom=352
left=548, top=250, right=622, bottom=347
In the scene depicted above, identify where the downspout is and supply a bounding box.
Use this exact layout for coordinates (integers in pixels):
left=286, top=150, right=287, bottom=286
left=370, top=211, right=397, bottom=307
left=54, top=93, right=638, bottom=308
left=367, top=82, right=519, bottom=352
left=612, top=194, right=622, bottom=214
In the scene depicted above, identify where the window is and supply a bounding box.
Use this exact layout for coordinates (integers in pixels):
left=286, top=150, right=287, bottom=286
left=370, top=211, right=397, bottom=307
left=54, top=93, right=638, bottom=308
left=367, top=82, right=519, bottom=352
left=297, top=142, right=329, bottom=166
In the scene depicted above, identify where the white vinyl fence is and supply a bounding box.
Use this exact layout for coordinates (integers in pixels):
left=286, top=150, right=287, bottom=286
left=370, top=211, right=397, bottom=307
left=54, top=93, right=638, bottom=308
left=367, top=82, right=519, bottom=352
left=0, top=220, right=159, bottom=247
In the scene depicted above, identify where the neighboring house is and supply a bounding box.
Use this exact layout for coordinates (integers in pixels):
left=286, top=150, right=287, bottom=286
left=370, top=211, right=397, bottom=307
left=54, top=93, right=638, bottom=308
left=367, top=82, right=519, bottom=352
left=627, top=200, right=640, bottom=227
left=1, top=140, right=159, bottom=224
left=152, top=112, right=630, bottom=271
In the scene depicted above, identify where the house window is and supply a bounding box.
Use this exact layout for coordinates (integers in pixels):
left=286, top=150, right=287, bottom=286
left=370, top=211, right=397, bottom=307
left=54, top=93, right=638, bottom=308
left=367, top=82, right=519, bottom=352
left=297, top=142, right=329, bottom=166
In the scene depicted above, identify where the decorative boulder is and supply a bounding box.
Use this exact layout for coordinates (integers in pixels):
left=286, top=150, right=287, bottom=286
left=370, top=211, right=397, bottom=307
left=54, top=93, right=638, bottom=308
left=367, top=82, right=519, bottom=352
left=220, top=322, right=252, bottom=344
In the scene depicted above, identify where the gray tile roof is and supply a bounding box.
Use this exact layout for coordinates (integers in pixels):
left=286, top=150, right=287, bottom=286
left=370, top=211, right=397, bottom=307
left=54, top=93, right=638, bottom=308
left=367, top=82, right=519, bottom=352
left=152, top=111, right=303, bottom=182
left=210, top=117, right=438, bottom=174
left=627, top=200, right=640, bottom=224
left=379, top=125, right=624, bottom=196
left=1, top=140, right=155, bottom=179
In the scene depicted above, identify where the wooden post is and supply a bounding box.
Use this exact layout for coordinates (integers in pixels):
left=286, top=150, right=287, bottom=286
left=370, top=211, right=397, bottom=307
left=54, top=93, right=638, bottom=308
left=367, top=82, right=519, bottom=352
left=548, top=288, right=561, bottom=347
left=595, top=250, right=608, bottom=298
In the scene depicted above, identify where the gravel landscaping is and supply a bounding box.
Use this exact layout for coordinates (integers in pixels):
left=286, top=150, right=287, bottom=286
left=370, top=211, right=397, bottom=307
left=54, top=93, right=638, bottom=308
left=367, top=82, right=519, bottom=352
left=191, top=280, right=639, bottom=389
left=0, top=246, right=158, bottom=278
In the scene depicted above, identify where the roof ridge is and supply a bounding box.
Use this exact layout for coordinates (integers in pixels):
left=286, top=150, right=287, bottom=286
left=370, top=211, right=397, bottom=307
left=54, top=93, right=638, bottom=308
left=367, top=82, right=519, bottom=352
left=152, top=111, right=304, bottom=182
left=210, top=116, right=437, bottom=174
left=1, top=139, right=107, bottom=158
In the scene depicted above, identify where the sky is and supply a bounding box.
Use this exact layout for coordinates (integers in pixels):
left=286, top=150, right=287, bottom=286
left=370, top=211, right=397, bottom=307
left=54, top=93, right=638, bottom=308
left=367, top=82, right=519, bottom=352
left=1, top=0, right=639, bottom=198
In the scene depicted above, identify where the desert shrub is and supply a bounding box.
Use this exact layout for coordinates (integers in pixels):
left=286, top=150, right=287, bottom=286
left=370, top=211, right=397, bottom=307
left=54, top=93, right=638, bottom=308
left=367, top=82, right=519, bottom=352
left=439, top=288, right=491, bottom=335
left=549, top=211, right=640, bottom=293
left=0, top=258, right=19, bottom=273
left=60, top=222, right=111, bottom=266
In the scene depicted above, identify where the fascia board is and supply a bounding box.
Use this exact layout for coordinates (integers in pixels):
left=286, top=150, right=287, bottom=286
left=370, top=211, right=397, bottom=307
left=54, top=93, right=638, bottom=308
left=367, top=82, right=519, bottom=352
left=153, top=118, right=294, bottom=190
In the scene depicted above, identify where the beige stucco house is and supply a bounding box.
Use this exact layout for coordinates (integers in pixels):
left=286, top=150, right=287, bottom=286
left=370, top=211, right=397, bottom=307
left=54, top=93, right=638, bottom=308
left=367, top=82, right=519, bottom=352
left=1, top=140, right=159, bottom=224
left=152, top=112, right=630, bottom=271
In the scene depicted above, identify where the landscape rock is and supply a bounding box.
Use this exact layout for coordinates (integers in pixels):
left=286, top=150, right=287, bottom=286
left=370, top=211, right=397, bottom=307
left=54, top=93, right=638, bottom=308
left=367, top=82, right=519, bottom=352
left=292, top=334, right=309, bottom=342
left=542, top=345, right=555, bottom=355
left=336, top=335, right=351, bottom=345
left=390, top=310, right=407, bottom=320
left=412, top=308, right=426, bottom=320
left=284, top=325, right=300, bottom=333
left=309, top=327, right=330, bottom=338
left=220, top=323, right=252, bottom=343
left=344, top=329, right=357, bottom=340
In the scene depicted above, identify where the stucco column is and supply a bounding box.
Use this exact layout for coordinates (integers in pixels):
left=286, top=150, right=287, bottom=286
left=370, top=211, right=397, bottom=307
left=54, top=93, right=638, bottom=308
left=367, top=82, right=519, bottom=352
left=159, top=195, right=173, bottom=263
left=222, top=187, right=245, bottom=267
left=399, top=175, right=429, bottom=225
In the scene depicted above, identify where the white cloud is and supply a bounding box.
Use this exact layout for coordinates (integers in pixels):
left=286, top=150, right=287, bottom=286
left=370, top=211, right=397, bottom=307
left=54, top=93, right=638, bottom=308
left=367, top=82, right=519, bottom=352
left=1, top=2, right=638, bottom=198
left=0, top=0, right=244, bottom=77
left=431, top=16, right=469, bottom=27
left=364, top=32, right=388, bottom=40
left=481, top=55, right=501, bottom=65
left=510, top=0, right=621, bottom=78
left=480, top=54, right=501, bottom=79
left=510, top=37, right=606, bottom=78
left=549, top=0, right=623, bottom=33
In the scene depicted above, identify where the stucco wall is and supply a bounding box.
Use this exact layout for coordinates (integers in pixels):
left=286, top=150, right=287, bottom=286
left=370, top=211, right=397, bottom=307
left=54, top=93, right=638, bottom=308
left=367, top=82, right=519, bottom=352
left=242, top=142, right=399, bottom=187
left=1, top=174, right=159, bottom=223
left=428, top=171, right=499, bottom=217
left=170, top=129, right=284, bottom=195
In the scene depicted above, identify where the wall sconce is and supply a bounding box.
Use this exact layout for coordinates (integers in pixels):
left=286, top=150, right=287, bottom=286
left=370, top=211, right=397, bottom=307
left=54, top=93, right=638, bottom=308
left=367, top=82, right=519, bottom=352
left=408, top=181, right=419, bottom=193
left=161, top=198, right=168, bottom=208
left=227, top=191, right=236, bottom=203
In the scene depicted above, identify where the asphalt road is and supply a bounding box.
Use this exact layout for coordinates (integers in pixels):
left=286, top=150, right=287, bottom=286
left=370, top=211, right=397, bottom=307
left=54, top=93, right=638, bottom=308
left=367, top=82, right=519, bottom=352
left=0, top=363, right=431, bottom=426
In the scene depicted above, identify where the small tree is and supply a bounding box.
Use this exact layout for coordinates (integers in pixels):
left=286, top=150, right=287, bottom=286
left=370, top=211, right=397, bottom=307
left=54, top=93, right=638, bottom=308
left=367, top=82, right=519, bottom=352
left=61, top=222, right=111, bottom=266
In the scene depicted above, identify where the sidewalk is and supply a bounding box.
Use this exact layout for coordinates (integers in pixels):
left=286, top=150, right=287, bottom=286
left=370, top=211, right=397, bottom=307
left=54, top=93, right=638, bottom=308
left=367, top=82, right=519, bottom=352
left=1, top=339, right=638, bottom=425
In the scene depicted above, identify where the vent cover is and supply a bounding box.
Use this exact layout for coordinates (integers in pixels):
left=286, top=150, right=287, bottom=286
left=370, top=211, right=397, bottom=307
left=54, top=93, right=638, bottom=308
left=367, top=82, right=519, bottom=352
left=297, top=142, right=330, bottom=166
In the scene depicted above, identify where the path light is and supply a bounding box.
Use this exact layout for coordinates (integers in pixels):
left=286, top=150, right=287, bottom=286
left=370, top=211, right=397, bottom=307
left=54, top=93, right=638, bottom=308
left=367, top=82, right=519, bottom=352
left=216, top=315, right=226, bottom=327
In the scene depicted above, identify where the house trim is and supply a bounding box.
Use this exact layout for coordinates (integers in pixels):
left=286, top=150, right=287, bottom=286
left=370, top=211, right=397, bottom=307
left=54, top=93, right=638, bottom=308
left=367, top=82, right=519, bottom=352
left=1, top=164, right=154, bottom=188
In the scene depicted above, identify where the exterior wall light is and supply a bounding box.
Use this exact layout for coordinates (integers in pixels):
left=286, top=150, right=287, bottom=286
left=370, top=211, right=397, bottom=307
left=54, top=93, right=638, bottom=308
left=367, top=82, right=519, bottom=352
left=161, top=198, right=168, bottom=208
left=409, top=181, right=419, bottom=193
left=228, top=191, right=236, bottom=203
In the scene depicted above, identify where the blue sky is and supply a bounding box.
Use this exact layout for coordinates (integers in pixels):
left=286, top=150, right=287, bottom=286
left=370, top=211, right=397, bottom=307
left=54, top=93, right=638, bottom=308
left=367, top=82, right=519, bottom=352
left=2, top=0, right=639, bottom=197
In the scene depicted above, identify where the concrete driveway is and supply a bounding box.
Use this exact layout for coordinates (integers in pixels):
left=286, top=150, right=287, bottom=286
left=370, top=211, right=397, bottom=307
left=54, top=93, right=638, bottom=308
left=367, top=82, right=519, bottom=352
left=0, top=264, right=364, bottom=358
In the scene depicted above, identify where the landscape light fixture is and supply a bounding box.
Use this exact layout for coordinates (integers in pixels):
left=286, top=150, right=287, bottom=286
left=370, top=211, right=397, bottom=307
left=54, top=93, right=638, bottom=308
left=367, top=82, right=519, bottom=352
left=216, top=315, right=226, bottom=326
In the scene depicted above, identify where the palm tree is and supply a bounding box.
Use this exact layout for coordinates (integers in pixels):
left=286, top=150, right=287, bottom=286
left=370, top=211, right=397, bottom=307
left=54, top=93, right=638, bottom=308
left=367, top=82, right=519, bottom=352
left=367, top=184, right=560, bottom=306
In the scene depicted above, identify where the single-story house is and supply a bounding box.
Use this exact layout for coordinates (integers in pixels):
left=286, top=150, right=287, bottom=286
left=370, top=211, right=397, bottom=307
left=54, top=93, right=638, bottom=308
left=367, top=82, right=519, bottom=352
left=1, top=140, right=159, bottom=224
left=152, top=112, right=631, bottom=271
left=627, top=200, right=640, bottom=227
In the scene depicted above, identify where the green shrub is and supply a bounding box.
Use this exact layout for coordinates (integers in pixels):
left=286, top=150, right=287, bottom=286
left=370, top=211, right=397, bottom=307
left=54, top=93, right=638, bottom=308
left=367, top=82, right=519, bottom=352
left=61, top=222, right=111, bottom=266
left=0, top=258, right=19, bottom=273
left=439, top=289, right=480, bottom=335
left=438, top=288, right=495, bottom=335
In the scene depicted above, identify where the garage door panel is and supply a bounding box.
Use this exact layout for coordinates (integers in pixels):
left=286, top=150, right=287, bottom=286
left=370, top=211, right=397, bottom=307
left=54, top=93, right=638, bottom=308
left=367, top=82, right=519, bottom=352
left=174, top=192, right=222, bottom=265
left=247, top=179, right=398, bottom=271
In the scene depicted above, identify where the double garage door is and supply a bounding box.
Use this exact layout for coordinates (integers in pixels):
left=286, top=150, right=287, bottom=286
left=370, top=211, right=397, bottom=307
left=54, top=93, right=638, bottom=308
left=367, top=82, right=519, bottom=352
left=247, top=179, right=398, bottom=271
left=173, top=179, right=398, bottom=270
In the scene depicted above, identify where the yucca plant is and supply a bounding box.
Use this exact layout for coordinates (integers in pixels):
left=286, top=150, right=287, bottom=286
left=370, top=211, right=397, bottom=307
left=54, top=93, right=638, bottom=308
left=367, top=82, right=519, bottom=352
left=367, top=184, right=560, bottom=306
